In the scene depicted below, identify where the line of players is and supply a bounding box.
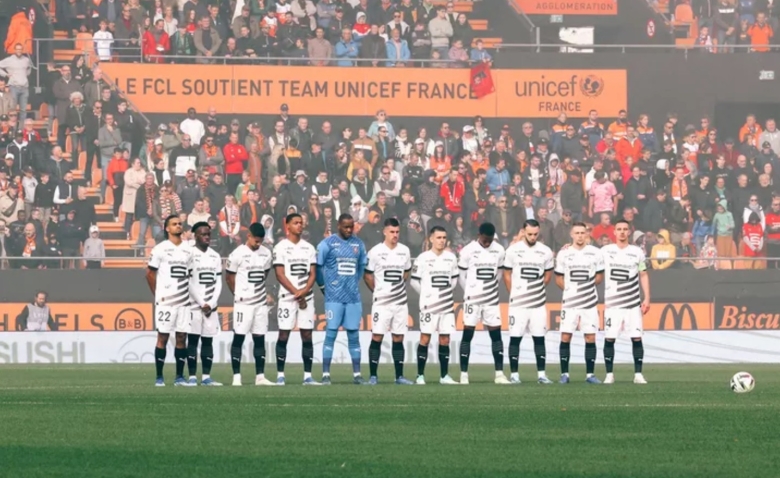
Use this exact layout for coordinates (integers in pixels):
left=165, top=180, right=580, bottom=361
left=145, top=211, right=650, bottom=387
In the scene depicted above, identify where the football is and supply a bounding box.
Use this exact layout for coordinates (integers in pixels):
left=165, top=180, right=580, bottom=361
left=730, top=372, right=756, bottom=393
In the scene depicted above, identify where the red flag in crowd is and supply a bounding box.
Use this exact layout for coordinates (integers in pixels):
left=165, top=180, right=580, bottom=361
left=470, top=63, right=495, bottom=99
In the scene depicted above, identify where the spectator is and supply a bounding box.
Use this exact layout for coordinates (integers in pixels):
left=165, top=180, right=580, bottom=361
left=0, top=78, right=17, bottom=117
left=0, top=184, right=23, bottom=223
left=651, top=229, right=676, bottom=270
left=93, top=19, right=114, bottom=61
left=135, top=172, right=160, bottom=249
left=747, top=11, right=773, bottom=52
left=486, top=157, right=510, bottom=198
left=470, top=39, right=492, bottom=64
left=57, top=209, right=83, bottom=268
left=429, top=7, right=453, bottom=58
left=169, top=133, right=199, bottom=183
left=21, top=166, right=37, bottom=217
left=589, top=171, right=618, bottom=219
left=308, top=27, right=333, bottom=65
left=317, top=0, right=337, bottom=29
left=122, top=158, right=146, bottom=237
left=83, top=225, right=105, bottom=269
left=218, top=194, right=240, bottom=254
left=143, top=19, right=171, bottom=63
left=181, top=108, right=205, bottom=146
left=34, top=172, right=55, bottom=225
left=387, top=10, right=411, bottom=40
left=6, top=131, right=31, bottom=173
left=207, top=4, right=230, bottom=41
left=335, top=27, right=359, bottom=66
left=327, top=6, right=349, bottom=43
left=0, top=44, right=31, bottom=124
left=15, top=222, right=45, bottom=270
left=410, top=20, right=432, bottom=61
left=675, top=232, right=697, bottom=267
left=162, top=6, right=179, bottom=36
left=193, top=16, right=222, bottom=64
left=553, top=208, right=573, bottom=252
left=743, top=194, right=766, bottom=230
left=64, top=91, right=87, bottom=154
left=53, top=65, right=82, bottom=148
left=692, top=208, right=715, bottom=251
left=98, top=113, right=123, bottom=199
left=488, top=195, right=517, bottom=248
left=368, top=110, right=396, bottom=142
left=591, top=212, right=615, bottom=243
left=106, top=147, right=128, bottom=221
left=447, top=39, right=469, bottom=67
left=759, top=119, right=780, bottom=154
left=223, top=132, right=249, bottom=193
left=386, top=27, right=410, bottom=67
left=170, top=23, right=197, bottom=60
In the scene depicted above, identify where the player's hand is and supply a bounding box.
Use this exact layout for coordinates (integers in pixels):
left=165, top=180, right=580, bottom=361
left=641, top=300, right=650, bottom=315
left=298, top=297, right=308, bottom=309
left=201, top=304, right=212, bottom=316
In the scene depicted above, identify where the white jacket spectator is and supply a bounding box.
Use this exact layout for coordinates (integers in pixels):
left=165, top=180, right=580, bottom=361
left=428, top=10, right=453, bottom=49
left=93, top=27, right=114, bottom=61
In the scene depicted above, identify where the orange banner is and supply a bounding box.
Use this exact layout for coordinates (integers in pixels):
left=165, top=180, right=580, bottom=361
left=1, top=302, right=711, bottom=332
left=513, top=0, right=618, bottom=15
left=100, top=64, right=626, bottom=119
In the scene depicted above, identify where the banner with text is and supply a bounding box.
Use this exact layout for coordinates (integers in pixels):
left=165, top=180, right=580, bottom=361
left=100, top=64, right=627, bottom=119
left=512, top=0, right=619, bottom=16
left=1, top=302, right=712, bottom=332
left=2, top=331, right=777, bottom=364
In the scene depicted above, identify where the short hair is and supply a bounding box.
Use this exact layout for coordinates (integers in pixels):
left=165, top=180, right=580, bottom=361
left=163, top=214, right=179, bottom=239
left=572, top=221, right=588, bottom=229
left=478, top=222, right=495, bottom=236
left=285, top=213, right=301, bottom=224
left=249, top=222, right=266, bottom=238
left=429, top=225, right=447, bottom=236
left=614, top=219, right=631, bottom=228
left=523, top=219, right=540, bottom=229
left=191, top=221, right=210, bottom=234
left=384, top=218, right=400, bottom=228
left=338, top=213, right=354, bottom=223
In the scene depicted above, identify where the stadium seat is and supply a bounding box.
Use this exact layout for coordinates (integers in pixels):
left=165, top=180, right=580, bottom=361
left=471, top=20, right=488, bottom=31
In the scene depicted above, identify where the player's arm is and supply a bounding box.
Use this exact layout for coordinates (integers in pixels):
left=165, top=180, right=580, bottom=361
left=363, top=244, right=375, bottom=292
left=403, top=251, right=412, bottom=282
left=225, top=252, right=239, bottom=295
left=208, top=266, right=223, bottom=313
left=594, top=250, right=605, bottom=285
left=300, top=263, right=317, bottom=296
left=315, top=241, right=329, bottom=292
left=639, top=260, right=650, bottom=314
left=544, top=252, right=554, bottom=285
left=554, top=253, right=565, bottom=289
left=275, top=264, right=299, bottom=293
left=145, top=248, right=161, bottom=296
left=457, top=249, right=469, bottom=292
left=543, top=269, right=553, bottom=285
left=502, top=267, right=512, bottom=292
left=594, top=271, right=604, bottom=285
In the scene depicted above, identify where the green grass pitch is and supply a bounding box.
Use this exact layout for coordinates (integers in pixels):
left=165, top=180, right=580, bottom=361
left=1, top=364, right=779, bottom=478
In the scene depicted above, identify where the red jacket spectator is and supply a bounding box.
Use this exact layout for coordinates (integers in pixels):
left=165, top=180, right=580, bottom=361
left=615, top=137, right=643, bottom=166
left=596, top=137, right=616, bottom=156
left=742, top=222, right=764, bottom=256
left=440, top=176, right=465, bottom=214
left=223, top=142, right=249, bottom=175
left=142, top=27, right=171, bottom=63
left=591, top=223, right=615, bottom=243
left=765, top=211, right=780, bottom=241
left=106, top=155, right=129, bottom=187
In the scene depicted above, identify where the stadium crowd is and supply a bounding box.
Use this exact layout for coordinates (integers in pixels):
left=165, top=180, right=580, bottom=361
left=32, top=0, right=494, bottom=66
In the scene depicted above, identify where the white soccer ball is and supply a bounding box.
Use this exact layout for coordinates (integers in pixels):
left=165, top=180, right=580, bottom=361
left=730, top=372, right=755, bottom=393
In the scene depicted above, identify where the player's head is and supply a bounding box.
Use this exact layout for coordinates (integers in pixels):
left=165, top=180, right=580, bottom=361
left=191, top=222, right=211, bottom=249
left=246, top=222, right=266, bottom=250
left=383, top=218, right=400, bottom=245
left=34, top=290, right=47, bottom=307
left=337, top=213, right=355, bottom=239
left=429, top=226, right=447, bottom=252
left=614, top=219, right=631, bottom=244
left=163, top=214, right=183, bottom=240
left=571, top=222, right=588, bottom=247
left=522, top=219, right=540, bottom=246
left=477, top=222, right=495, bottom=248
left=285, top=213, right=303, bottom=237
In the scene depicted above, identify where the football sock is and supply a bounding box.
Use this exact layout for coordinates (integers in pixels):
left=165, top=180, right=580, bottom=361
left=585, top=342, right=597, bottom=375
left=276, top=337, right=288, bottom=373
left=633, top=340, right=644, bottom=373
left=460, top=327, right=474, bottom=372
left=231, top=334, right=245, bottom=374
left=509, top=336, right=522, bottom=373
left=532, top=336, right=546, bottom=373
left=154, top=347, right=166, bottom=379
left=559, top=341, right=570, bottom=374
left=252, top=335, right=266, bottom=375
left=489, top=329, right=504, bottom=372
left=174, top=347, right=186, bottom=378
left=417, top=344, right=428, bottom=376
left=322, top=329, right=337, bottom=375
left=439, top=344, right=450, bottom=378
left=369, top=340, right=382, bottom=377
left=604, top=340, right=615, bottom=374
left=347, top=330, right=361, bottom=375
left=201, top=337, right=214, bottom=376
left=186, top=334, right=199, bottom=377
left=392, top=341, right=405, bottom=379
left=302, top=340, right=314, bottom=374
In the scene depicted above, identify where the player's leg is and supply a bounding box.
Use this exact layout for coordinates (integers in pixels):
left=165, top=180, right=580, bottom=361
left=275, top=303, right=295, bottom=385
left=603, top=310, right=622, bottom=384
left=528, top=308, right=552, bottom=384
left=628, top=308, right=646, bottom=384
left=321, top=302, right=344, bottom=383
left=484, top=305, right=509, bottom=384
left=581, top=309, right=601, bottom=384
left=558, top=309, right=577, bottom=383
left=507, top=308, right=528, bottom=383
left=416, top=332, right=431, bottom=384
left=459, top=303, right=479, bottom=384
left=231, top=305, right=252, bottom=386
left=438, top=313, right=457, bottom=384
left=295, top=302, right=320, bottom=385
left=344, top=302, right=364, bottom=383
left=186, top=310, right=202, bottom=385
left=391, top=305, right=412, bottom=384
left=173, top=308, right=193, bottom=386
left=252, top=305, right=274, bottom=385
left=368, top=307, right=389, bottom=383
left=198, top=310, right=221, bottom=385
left=154, top=332, right=169, bottom=386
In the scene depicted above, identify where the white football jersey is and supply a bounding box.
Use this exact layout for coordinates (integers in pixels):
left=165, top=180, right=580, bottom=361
left=411, top=250, right=459, bottom=314
left=366, top=242, right=413, bottom=307
left=555, top=245, right=604, bottom=309
left=458, top=240, right=505, bottom=306
left=273, top=238, right=317, bottom=304
left=503, top=240, right=554, bottom=309
left=147, top=240, right=193, bottom=307
left=226, top=244, right=273, bottom=305
left=188, top=246, right=223, bottom=310
left=602, top=244, right=646, bottom=309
